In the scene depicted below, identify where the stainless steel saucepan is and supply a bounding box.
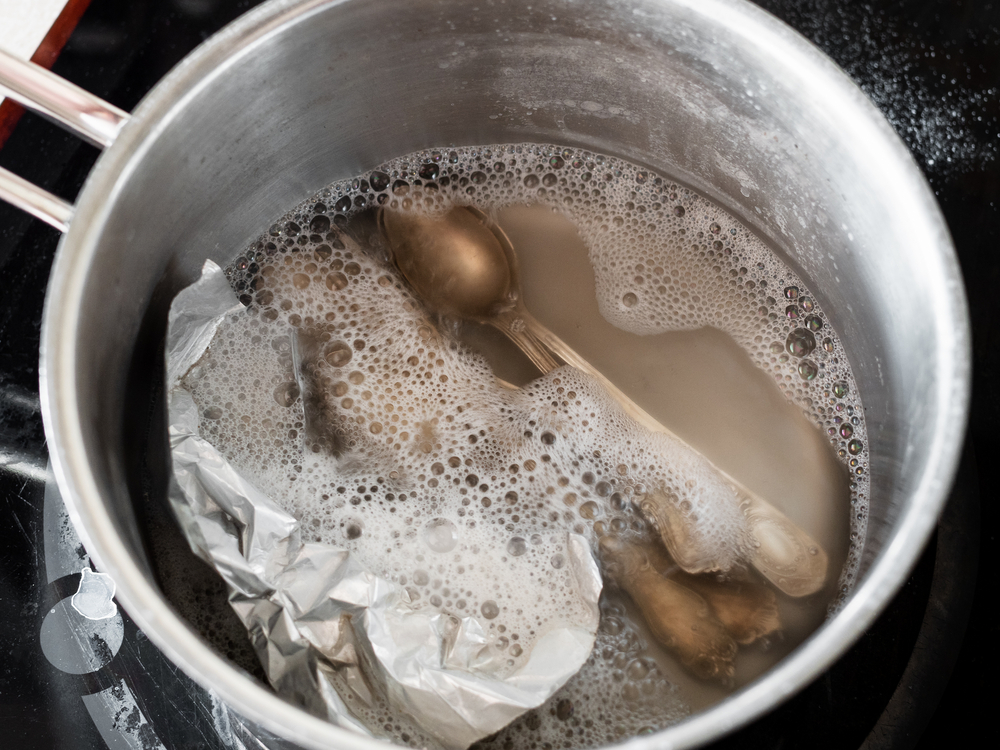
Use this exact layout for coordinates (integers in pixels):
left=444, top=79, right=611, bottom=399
left=0, top=0, right=970, bottom=748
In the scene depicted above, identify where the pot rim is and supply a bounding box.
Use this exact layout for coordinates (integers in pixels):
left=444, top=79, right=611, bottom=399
left=39, top=1, right=971, bottom=748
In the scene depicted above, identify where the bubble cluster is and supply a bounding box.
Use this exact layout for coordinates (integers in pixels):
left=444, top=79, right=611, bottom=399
left=201, top=142, right=872, bottom=743
left=475, top=596, right=689, bottom=750
left=191, top=222, right=752, bottom=687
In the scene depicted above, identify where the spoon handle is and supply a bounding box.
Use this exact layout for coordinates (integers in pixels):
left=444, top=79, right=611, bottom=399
left=524, top=317, right=665, bottom=433
left=490, top=307, right=562, bottom=373
left=510, top=313, right=829, bottom=597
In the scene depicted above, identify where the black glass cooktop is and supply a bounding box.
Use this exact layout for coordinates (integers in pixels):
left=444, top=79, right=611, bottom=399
left=1, top=1, right=995, bottom=748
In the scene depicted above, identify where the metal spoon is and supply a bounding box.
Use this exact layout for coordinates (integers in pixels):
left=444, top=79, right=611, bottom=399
left=378, top=205, right=829, bottom=597
left=378, top=206, right=559, bottom=372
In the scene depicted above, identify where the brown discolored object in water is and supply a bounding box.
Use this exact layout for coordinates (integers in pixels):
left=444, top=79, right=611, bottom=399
left=289, top=326, right=348, bottom=457
left=680, top=574, right=781, bottom=646
left=599, top=536, right=738, bottom=682
left=634, top=487, right=723, bottom=575
left=642, top=542, right=781, bottom=647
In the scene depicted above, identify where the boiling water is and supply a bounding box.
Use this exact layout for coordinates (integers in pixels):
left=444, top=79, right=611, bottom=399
left=186, top=143, right=868, bottom=747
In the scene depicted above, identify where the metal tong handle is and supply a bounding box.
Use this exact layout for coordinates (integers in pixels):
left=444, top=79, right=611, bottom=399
left=0, top=48, right=130, bottom=232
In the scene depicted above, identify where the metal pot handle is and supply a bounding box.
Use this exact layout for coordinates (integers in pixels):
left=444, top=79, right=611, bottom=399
left=0, top=48, right=130, bottom=232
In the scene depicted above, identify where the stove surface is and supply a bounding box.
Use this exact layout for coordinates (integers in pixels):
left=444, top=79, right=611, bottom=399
left=1, top=1, right=995, bottom=748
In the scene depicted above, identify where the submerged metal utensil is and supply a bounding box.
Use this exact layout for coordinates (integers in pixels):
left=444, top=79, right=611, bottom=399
left=379, top=205, right=829, bottom=597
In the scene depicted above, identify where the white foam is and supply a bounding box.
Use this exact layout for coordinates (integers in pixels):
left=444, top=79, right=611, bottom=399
left=187, top=235, right=752, bottom=679
left=199, top=143, right=872, bottom=744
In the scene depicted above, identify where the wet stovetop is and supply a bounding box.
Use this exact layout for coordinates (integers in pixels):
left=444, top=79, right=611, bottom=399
left=1, top=1, right=996, bottom=748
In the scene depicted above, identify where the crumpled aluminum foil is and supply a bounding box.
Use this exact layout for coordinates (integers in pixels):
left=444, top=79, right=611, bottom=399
left=165, top=261, right=603, bottom=749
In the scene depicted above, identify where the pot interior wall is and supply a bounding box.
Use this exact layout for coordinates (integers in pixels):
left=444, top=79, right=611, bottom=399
left=62, top=0, right=952, bottom=719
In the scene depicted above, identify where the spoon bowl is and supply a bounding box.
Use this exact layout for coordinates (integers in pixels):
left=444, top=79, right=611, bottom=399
left=379, top=207, right=513, bottom=320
